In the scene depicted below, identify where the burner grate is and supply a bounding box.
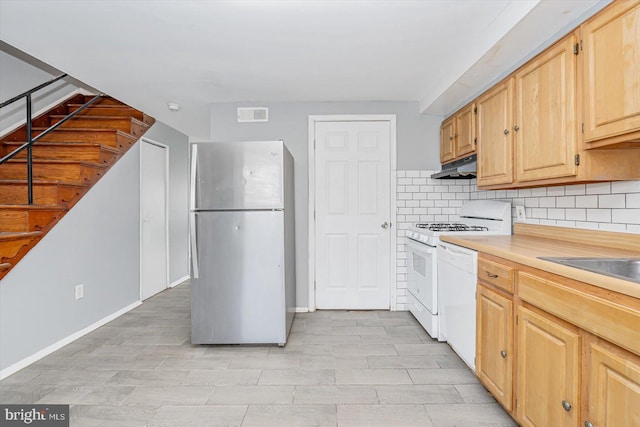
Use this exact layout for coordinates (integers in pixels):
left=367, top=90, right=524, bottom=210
left=415, top=223, right=489, bottom=232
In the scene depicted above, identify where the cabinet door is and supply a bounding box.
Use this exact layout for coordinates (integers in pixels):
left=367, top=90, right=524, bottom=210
left=582, top=0, right=640, bottom=145
left=440, top=117, right=455, bottom=164
left=476, top=284, right=514, bottom=412
left=515, top=34, right=578, bottom=182
left=455, top=103, right=476, bottom=158
left=477, top=79, right=514, bottom=187
left=517, top=306, right=580, bottom=427
left=586, top=339, right=640, bottom=427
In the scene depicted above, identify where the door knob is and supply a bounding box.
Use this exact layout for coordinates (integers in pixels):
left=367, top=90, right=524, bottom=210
left=381, top=222, right=389, bottom=229
left=504, top=129, right=509, bottom=135
left=562, top=400, right=572, bottom=411
left=500, top=350, right=507, bottom=358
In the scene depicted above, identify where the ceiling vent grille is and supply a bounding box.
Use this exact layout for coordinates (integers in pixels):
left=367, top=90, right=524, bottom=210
left=237, top=107, right=269, bottom=123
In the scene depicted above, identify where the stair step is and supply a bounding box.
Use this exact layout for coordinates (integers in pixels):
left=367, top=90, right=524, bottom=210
left=0, top=160, right=106, bottom=184
left=49, top=115, right=148, bottom=136
left=80, top=95, right=123, bottom=106
left=0, top=179, right=86, bottom=205
left=0, top=205, right=67, bottom=232
left=0, top=231, right=43, bottom=263
left=3, top=142, right=122, bottom=165
left=2, top=127, right=137, bottom=150
left=66, top=104, right=154, bottom=126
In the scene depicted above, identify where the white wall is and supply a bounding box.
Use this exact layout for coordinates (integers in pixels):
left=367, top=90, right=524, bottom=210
left=210, top=101, right=441, bottom=308
left=0, top=145, right=141, bottom=372
left=144, top=122, right=190, bottom=284
left=0, top=44, right=190, bottom=372
left=0, top=41, right=93, bottom=135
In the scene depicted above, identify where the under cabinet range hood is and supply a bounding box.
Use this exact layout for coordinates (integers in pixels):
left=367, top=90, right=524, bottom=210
left=431, top=154, right=477, bottom=179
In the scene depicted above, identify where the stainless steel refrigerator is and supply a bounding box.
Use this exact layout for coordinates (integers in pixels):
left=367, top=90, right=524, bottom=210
left=190, top=141, right=296, bottom=345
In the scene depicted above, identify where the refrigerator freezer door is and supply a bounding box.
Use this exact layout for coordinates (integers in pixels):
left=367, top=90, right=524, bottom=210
left=191, top=210, right=286, bottom=344
left=192, top=141, right=284, bottom=210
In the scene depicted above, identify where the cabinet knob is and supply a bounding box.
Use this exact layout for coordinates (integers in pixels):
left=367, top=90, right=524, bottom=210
left=585, top=421, right=594, bottom=427
left=500, top=350, right=507, bottom=358
left=561, top=400, right=572, bottom=411
left=504, top=129, right=509, bottom=135
left=449, top=136, right=454, bottom=141
left=514, top=125, right=520, bottom=132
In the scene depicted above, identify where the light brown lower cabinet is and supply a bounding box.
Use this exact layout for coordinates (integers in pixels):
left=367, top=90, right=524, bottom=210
left=516, top=306, right=580, bottom=427
left=475, top=253, right=640, bottom=427
left=586, top=337, right=640, bottom=427
left=476, top=284, right=513, bottom=411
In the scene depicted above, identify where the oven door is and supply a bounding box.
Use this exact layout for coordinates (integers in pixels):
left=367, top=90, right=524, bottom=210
left=406, top=238, right=437, bottom=314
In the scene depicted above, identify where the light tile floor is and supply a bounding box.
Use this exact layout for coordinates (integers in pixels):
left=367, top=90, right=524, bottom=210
left=0, top=283, right=517, bottom=426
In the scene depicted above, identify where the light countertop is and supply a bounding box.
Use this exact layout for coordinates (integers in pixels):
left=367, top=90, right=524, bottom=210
left=440, top=232, right=640, bottom=299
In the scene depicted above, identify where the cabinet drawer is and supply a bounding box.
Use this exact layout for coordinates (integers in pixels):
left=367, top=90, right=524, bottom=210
left=478, top=258, right=514, bottom=293
left=518, top=271, right=640, bottom=356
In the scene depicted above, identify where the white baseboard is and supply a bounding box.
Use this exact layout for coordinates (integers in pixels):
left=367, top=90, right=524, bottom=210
left=0, top=300, right=141, bottom=380
left=295, top=307, right=309, bottom=313
left=169, top=275, right=190, bottom=288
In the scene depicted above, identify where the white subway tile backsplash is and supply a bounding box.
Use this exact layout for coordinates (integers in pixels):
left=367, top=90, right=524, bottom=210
left=565, top=184, right=586, bottom=196
left=611, top=180, right=640, bottom=194
left=565, top=208, right=587, bottom=221
left=548, top=208, right=565, bottom=220
left=599, top=194, right=626, bottom=209
left=539, top=197, right=556, bottom=208
left=546, top=186, right=565, bottom=196
left=575, top=195, right=598, bottom=208
left=395, top=171, right=640, bottom=312
left=627, top=193, right=640, bottom=208
left=587, top=208, right=612, bottom=223
left=530, top=187, right=547, bottom=197
left=586, top=182, right=611, bottom=195
left=598, top=223, right=628, bottom=232
left=525, top=198, right=540, bottom=208
left=612, top=209, right=640, bottom=224
left=556, top=196, right=575, bottom=208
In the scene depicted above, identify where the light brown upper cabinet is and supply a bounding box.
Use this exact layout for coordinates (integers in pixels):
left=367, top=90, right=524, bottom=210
left=440, top=116, right=455, bottom=164
left=454, top=103, right=476, bottom=158
left=515, top=34, right=578, bottom=182
left=477, top=80, right=514, bottom=186
left=439, top=103, right=477, bottom=165
left=582, top=0, right=640, bottom=148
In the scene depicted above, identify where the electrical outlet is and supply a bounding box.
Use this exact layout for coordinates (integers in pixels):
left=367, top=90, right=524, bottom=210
left=75, top=284, right=84, bottom=300
left=515, top=205, right=527, bottom=222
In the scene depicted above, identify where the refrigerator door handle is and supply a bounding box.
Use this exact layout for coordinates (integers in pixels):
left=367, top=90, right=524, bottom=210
left=190, top=212, right=199, bottom=279
left=190, top=144, right=198, bottom=210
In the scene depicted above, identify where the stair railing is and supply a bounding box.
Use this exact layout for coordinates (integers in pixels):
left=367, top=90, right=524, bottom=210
left=0, top=73, right=103, bottom=204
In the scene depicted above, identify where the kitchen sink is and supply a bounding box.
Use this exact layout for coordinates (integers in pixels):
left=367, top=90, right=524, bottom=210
left=538, top=257, right=640, bottom=284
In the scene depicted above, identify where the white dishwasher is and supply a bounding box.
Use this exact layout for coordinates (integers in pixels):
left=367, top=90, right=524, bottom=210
left=437, top=240, right=477, bottom=371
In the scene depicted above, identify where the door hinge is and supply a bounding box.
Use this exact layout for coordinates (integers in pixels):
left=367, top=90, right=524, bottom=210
left=474, top=107, right=477, bottom=114
left=575, top=154, right=581, bottom=166
left=580, top=39, right=583, bottom=51
left=516, top=314, right=518, bottom=325
left=582, top=122, right=585, bottom=133
left=474, top=137, right=477, bottom=146
left=313, top=139, right=316, bottom=149
left=573, top=43, right=579, bottom=55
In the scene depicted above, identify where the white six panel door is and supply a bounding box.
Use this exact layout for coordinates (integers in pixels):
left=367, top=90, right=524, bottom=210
left=315, top=121, right=391, bottom=309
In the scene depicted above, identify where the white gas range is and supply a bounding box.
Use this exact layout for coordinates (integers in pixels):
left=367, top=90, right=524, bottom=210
left=405, top=200, right=512, bottom=355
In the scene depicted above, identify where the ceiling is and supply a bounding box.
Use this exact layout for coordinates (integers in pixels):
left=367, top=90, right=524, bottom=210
left=0, top=0, right=609, bottom=139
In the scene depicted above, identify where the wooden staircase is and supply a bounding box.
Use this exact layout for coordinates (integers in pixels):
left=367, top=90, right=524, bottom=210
left=0, top=94, right=155, bottom=280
